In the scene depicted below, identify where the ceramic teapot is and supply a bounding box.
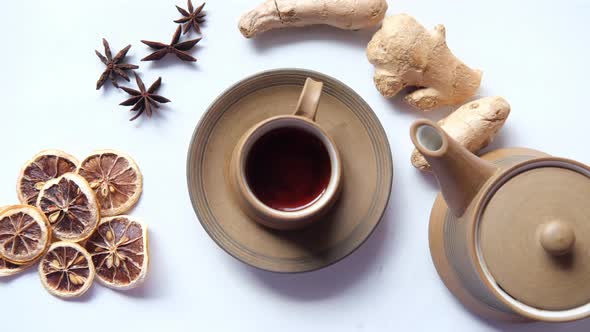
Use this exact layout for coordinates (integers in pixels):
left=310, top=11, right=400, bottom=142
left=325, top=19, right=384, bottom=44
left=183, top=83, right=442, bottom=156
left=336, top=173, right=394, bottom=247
left=410, top=119, right=590, bottom=322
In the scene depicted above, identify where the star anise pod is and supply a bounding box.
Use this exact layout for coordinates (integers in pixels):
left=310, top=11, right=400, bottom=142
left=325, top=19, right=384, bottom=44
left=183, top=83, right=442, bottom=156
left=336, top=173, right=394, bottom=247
left=141, top=26, right=201, bottom=62
left=119, top=73, right=171, bottom=121
left=95, top=38, right=139, bottom=90
left=174, top=1, right=206, bottom=35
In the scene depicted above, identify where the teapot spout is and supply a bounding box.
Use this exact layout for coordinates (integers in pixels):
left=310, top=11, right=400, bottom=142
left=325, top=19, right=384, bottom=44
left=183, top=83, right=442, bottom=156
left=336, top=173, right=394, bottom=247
left=410, top=119, right=499, bottom=217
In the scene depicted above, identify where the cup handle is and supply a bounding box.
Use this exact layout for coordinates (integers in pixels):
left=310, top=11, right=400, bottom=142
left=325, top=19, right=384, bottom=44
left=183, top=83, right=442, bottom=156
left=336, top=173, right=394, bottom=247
left=294, top=78, right=324, bottom=121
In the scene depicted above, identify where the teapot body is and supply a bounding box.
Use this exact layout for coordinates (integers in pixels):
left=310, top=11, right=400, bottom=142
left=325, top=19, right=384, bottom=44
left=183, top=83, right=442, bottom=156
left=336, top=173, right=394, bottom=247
left=412, top=119, right=590, bottom=322
left=429, top=148, right=549, bottom=321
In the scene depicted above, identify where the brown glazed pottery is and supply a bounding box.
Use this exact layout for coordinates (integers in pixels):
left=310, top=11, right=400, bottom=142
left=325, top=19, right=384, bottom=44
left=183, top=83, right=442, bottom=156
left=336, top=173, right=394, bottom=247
left=410, top=119, right=590, bottom=322
left=187, top=69, right=393, bottom=273
left=229, top=78, right=342, bottom=230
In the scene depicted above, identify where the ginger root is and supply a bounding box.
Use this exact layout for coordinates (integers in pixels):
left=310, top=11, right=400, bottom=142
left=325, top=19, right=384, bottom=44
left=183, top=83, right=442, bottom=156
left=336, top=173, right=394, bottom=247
left=411, top=97, right=511, bottom=171
left=367, top=14, right=482, bottom=111
left=238, top=0, right=388, bottom=38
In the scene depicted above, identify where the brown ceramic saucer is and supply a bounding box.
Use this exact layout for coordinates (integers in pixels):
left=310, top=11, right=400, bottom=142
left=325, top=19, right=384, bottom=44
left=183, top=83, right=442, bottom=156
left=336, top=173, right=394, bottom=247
left=186, top=69, right=393, bottom=273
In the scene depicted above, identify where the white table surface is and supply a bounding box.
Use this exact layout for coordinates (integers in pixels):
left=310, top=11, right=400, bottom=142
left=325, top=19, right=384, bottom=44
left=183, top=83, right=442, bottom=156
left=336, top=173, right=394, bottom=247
left=1, top=0, right=590, bottom=330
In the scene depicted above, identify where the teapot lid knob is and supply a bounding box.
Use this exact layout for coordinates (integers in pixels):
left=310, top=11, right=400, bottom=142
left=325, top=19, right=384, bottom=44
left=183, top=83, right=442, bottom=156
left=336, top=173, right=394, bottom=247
left=539, top=220, right=576, bottom=256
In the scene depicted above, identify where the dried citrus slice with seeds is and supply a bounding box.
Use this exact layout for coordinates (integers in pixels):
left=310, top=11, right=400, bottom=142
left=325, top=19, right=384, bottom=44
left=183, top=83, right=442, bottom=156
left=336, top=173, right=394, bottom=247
left=39, top=242, right=95, bottom=298
left=0, top=205, right=51, bottom=264
left=16, top=150, right=79, bottom=205
left=0, top=207, right=29, bottom=277
left=0, top=205, right=32, bottom=276
left=36, top=173, right=100, bottom=242
left=85, top=216, right=148, bottom=290
left=77, top=150, right=143, bottom=217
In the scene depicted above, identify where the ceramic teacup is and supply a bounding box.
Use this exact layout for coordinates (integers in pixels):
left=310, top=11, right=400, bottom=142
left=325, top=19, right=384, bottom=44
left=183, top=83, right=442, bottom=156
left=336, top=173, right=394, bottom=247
left=230, top=78, right=342, bottom=230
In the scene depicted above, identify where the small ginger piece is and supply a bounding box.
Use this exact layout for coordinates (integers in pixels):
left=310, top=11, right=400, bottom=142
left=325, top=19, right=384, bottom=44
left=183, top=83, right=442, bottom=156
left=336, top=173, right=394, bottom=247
left=367, top=14, right=482, bottom=111
left=238, top=0, right=388, bottom=38
left=411, top=96, right=511, bottom=171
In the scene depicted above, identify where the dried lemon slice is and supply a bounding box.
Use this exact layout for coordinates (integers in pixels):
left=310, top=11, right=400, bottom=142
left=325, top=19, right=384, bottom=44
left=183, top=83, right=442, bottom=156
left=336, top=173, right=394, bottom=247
left=36, top=173, right=100, bottom=242
left=16, top=150, right=79, bottom=205
left=77, top=150, right=143, bottom=217
left=0, top=205, right=51, bottom=264
left=0, top=205, right=28, bottom=277
left=85, top=216, right=148, bottom=290
left=39, top=242, right=95, bottom=298
left=0, top=205, right=33, bottom=276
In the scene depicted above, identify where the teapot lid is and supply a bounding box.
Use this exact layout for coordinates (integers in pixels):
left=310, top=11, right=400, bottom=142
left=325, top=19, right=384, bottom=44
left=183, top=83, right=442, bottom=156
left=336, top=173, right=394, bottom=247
left=478, top=159, right=590, bottom=312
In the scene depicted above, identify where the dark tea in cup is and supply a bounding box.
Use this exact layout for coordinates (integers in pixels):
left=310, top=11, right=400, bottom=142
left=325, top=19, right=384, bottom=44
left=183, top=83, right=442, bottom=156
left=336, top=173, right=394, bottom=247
left=245, top=126, right=331, bottom=211
left=229, top=78, right=341, bottom=230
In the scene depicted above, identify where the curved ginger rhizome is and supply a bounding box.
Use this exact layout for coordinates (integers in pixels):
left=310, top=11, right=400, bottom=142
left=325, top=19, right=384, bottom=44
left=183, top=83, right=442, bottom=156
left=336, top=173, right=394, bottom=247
left=239, top=0, right=388, bottom=38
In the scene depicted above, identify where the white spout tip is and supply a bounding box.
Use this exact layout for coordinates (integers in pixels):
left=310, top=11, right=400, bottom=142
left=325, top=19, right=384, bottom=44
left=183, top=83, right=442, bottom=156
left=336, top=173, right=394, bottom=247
left=416, top=125, right=443, bottom=152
